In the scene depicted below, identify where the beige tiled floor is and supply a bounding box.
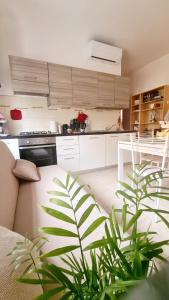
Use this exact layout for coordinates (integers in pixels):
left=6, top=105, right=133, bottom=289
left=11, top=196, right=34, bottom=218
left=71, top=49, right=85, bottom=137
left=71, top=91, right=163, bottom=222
left=78, top=165, right=169, bottom=258
left=78, top=166, right=125, bottom=213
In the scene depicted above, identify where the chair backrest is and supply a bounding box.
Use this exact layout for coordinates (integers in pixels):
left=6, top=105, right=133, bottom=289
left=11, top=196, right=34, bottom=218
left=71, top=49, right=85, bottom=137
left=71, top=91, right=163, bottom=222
left=129, top=133, right=169, bottom=170
left=0, top=141, right=19, bottom=229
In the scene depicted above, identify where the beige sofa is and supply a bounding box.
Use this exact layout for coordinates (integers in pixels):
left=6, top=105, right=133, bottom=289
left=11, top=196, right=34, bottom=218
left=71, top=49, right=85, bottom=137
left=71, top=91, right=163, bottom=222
left=0, top=141, right=107, bottom=298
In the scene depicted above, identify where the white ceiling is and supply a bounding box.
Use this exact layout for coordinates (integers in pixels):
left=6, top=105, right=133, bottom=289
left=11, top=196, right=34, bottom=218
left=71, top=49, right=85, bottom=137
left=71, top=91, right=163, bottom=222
left=1, top=0, right=169, bottom=75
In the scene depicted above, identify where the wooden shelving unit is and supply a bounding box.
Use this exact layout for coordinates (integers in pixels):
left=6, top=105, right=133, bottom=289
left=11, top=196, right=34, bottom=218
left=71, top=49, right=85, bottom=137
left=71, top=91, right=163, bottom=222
left=130, top=85, right=169, bottom=133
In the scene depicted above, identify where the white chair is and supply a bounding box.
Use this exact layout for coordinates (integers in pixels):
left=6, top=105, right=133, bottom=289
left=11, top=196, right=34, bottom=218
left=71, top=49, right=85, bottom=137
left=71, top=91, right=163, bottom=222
left=129, top=134, right=169, bottom=221
left=137, top=132, right=166, bottom=167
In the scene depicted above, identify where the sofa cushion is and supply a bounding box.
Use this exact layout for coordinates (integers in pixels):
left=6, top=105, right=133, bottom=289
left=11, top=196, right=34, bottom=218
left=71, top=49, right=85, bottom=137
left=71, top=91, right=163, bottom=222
left=0, top=141, right=19, bottom=229
left=0, top=226, right=42, bottom=300
left=13, top=159, right=40, bottom=182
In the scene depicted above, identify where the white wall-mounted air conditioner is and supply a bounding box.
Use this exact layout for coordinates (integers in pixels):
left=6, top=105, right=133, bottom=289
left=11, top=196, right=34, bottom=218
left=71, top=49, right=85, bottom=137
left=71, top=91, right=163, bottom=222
left=88, top=40, right=122, bottom=64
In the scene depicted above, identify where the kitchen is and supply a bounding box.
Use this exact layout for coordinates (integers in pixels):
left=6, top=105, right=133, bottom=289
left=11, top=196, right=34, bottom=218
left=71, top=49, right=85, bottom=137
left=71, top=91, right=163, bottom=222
left=0, top=52, right=134, bottom=172
left=2, top=1, right=169, bottom=299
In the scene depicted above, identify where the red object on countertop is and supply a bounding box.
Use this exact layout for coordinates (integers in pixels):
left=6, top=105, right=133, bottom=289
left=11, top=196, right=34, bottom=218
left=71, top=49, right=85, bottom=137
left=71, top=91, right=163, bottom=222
left=76, top=112, right=88, bottom=123
left=10, top=109, right=22, bottom=120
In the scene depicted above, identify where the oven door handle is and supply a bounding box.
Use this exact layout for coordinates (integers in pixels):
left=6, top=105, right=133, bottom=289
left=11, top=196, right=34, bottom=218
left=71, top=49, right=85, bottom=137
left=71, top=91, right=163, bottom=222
left=19, top=144, right=56, bottom=150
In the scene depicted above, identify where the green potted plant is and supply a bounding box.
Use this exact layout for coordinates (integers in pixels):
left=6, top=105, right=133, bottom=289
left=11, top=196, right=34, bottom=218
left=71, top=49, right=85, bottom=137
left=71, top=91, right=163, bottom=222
left=9, top=164, right=169, bottom=299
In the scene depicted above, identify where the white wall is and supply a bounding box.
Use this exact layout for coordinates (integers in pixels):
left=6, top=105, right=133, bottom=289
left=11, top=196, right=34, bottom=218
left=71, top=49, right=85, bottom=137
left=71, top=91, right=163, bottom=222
left=0, top=0, right=121, bottom=96
left=0, top=95, right=120, bottom=134
left=131, top=52, right=169, bottom=95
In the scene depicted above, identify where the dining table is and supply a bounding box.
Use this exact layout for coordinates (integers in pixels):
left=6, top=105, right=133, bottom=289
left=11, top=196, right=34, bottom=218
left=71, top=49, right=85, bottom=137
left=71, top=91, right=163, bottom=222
left=118, top=136, right=167, bottom=185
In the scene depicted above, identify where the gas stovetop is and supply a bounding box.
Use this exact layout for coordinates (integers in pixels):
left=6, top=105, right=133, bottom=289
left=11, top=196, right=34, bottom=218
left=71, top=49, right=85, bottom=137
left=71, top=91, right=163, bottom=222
left=20, top=131, right=53, bottom=136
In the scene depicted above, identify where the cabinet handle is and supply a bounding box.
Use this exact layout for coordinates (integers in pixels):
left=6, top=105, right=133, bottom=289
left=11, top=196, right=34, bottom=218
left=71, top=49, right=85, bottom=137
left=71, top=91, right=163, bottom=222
left=63, top=148, right=74, bottom=150
left=89, top=136, right=99, bottom=139
left=64, top=157, right=75, bottom=160
left=63, top=138, right=74, bottom=141
left=24, top=75, right=38, bottom=81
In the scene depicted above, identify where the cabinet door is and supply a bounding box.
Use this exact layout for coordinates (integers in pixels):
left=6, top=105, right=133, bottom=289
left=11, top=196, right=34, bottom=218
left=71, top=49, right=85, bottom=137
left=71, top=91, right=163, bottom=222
left=114, top=77, right=130, bottom=108
left=106, top=134, right=119, bottom=166
left=2, top=139, right=20, bottom=159
left=48, top=64, right=72, bottom=107
left=79, top=135, right=106, bottom=170
left=72, top=68, right=98, bottom=107
left=9, top=56, right=49, bottom=96
left=98, top=73, right=115, bottom=107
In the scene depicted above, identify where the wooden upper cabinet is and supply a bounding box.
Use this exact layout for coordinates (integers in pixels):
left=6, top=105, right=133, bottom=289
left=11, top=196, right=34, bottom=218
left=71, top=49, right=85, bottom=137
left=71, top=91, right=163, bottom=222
left=98, top=73, right=115, bottom=107
left=9, top=55, right=49, bottom=96
left=114, top=76, right=130, bottom=108
left=48, top=63, right=72, bottom=107
left=72, top=68, right=98, bottom=107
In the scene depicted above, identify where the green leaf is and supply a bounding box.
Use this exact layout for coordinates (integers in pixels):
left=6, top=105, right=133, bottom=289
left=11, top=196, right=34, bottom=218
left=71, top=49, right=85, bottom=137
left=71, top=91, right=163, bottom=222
left=81, top=216, right=106, bottom=240
left=41, top=206, right=76, bottom=225
left=111, top=209, right=121, bottom=240
left=71, top=185, right=84, bottom=201
left=41, top=245, right=79, bottom=258
left=84, top=238, right=108, bottom=251
left=60, top=291, right=73, bottom=300
left=41, top=227, right=78, bottom=238
left=105, top=223, right=133, bottom=275
left=74, top=194, right=91, bottom=212
left=125, top=210, right=142, bottom=232
left=35, top=286, right=65, bottom=300
left=53, top=177, right=67, bottom=190
left=123, top=231, right=156, bottom=241
left=147, top=240, right=169, bottom=250
left=116, top=190, right=136, bottom=205
left=133, top=251, right=142, bottom=277
left=122, top=204, right=127, bottom=233
left=118, top=181, right=137, bottom=195
left=46, top=264, right=76, bottom=291
left=68, top=176, right=78, bottom=192
left=34, top=268, right=59, bottom=281
left=105, top=280, right=141, bottom=293
left=48, top=191, right=69, bottom=198
left=49, top=198, right=72, bottom=209
left=66, top=172, right=71, bottom=188
left=18, top=278, right=54, bottom=285
left=78, top=204, right=95, bottom=228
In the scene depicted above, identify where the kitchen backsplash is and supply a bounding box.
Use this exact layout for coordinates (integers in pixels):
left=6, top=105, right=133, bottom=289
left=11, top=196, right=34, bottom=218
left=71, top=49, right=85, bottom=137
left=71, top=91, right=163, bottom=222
left=0, top=95, right=120, bottom=134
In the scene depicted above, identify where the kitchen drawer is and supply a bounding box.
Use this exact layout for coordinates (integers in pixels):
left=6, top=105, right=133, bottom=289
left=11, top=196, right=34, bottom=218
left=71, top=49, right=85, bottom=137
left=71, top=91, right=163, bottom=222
left=57, top=154, right=79, bottom=172
left=56, top=136, right=79, bottom=146
left=57, top=145, right=79, bottom=156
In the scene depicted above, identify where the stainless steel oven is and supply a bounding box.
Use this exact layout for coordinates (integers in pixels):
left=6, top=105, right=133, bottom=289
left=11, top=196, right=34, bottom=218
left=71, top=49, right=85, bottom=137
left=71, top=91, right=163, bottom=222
left=19, top=136, right=57, bottom=167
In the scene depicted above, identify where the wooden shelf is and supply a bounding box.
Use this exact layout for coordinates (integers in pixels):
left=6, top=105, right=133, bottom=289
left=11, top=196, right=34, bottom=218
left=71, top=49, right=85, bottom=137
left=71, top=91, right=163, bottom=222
left=141, top=107, right=163, bottom=112
left=142, top=98, right=163, bottom=105
left=140, top=122, right=159, bottom=125
left=130, top=85, right=169, bottom=133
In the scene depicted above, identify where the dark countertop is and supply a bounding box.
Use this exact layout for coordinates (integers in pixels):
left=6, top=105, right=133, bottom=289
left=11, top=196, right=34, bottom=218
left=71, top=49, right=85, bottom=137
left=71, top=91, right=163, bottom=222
left=0, top=130, right=135, bottom=139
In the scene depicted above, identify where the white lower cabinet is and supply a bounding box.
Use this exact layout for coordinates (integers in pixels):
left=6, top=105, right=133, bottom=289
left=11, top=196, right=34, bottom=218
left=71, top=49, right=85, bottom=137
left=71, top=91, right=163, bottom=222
left=106, top=133, right=132, bottom=166
left=56, top=136, right=79, bottom=172
left=1, top=139, right=20, bottom=159
left=106, top=134, right=119, bottom=166
left=79, top=135, right=106, bottom=171
left=56, top=133, right=133, bottom=172
left=57, top=155, right=79, bottom=172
